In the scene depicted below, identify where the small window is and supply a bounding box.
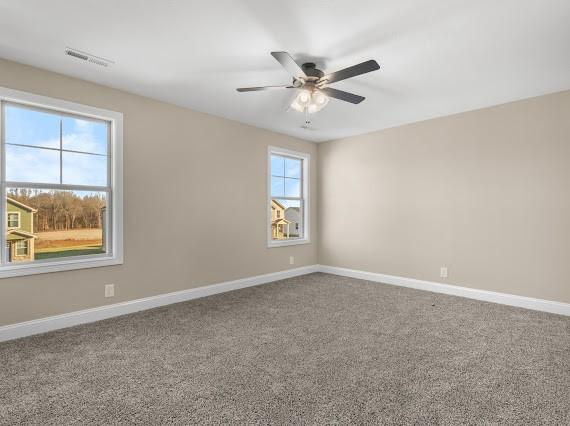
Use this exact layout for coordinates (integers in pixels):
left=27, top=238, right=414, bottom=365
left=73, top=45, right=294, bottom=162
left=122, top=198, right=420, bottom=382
left=7, top=213, right=19, bottom=228
left=268, top=147, right=310, bottom=247
left=15, top=240, right=28, bottom=256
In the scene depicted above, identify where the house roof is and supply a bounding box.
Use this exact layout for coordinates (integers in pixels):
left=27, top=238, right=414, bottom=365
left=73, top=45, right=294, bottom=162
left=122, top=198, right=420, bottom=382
left=7, top=229, right=36, bottom=240
left=7, top=197, right=37, bottom=213
left=272, top=218, right=292, bottom=225
left=271, top=199, right=285, bottom=210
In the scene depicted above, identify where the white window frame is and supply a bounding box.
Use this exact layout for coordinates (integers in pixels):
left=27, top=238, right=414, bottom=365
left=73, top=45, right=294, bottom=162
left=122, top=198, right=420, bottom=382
left=267, top=146, right=310, bottom=248
left=7, top=212, right=20, bottom=229
left=0, top=87, right=123, bottom=278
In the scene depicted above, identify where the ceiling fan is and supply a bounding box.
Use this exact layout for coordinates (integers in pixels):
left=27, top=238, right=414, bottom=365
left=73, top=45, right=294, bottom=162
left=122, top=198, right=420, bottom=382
left=237, top=52, right=380, bottom=116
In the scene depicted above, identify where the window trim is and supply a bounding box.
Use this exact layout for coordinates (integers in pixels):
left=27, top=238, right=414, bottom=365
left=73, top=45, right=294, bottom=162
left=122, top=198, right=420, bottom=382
left=0, top=86, right=123, bottom=278
left=267, top=146, right=310, bottom=248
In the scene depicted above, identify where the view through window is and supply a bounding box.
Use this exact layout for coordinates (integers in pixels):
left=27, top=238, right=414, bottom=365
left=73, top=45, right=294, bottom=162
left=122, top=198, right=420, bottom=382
left=2, top=102, right=110, bottom=264
left=269, top=150, right=307, bottom=244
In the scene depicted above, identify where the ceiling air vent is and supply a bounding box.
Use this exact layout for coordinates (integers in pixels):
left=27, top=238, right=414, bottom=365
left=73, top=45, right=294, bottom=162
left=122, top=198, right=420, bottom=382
left=65, top=47, right=114, bottom=67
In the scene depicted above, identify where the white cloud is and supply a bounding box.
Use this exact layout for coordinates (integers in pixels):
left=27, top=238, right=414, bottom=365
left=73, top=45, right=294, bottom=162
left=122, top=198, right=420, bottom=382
left=5, top=107, right=108, bottom=185
left=63, top=152, right=107, bottom=186
left=73, top=118, right=94, bottom=131
left=7, top=142, right=107, bottom=186
left=6, top=145, right=60, bottom=183
left=63, top=118, right=107, bottom=155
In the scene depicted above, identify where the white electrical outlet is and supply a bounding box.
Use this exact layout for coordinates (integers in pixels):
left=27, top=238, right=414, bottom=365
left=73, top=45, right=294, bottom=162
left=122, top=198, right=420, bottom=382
left=289, top=256, right=295, bottom=265
left=104, top=284, right=115, bottom=298
left=440, top=267, right=448, bottom=278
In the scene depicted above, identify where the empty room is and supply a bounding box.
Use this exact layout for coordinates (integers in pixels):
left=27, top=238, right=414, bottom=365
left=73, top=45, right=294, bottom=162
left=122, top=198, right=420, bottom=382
left=1, top=0, right=569, bottom=424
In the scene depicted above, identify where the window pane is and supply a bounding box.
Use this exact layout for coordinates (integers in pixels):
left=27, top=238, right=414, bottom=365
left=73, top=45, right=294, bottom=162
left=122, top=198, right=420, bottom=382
left=271, top=176, right=284, bottom=197
left=6, top=145, right=60, bottom=184
left=271, top=199, right=302, bottom=240
left=285, top=158, right=301, bottom=178
left=62, top=116, right=108, bottom=155
left=6, top=189, right=107, bottom=263
left=4, top=105, right=60, bottom=149
left=284, top=178, right=300, bottom=198
left=271, top=155, right=285, bottom=177
left=62, top=152, right=107, bottom=186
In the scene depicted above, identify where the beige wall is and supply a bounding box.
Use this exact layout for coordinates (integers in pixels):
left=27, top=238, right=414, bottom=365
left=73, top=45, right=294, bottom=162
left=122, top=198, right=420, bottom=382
left=319, top=90, right=570, bottom=304
left=1, top=56, right=568, bottom=327
left=0, top=59, right=317, bottom=326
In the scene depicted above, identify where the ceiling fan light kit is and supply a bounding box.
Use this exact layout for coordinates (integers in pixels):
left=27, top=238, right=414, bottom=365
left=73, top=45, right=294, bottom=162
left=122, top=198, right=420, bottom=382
left=237, top=52, right=380, bottom=117
left=290, top=89, right=330, bottom=114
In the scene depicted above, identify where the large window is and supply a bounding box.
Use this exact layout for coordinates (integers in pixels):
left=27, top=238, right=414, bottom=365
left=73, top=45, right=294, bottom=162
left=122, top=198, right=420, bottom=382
left=268, top=146, right=309, bottom=247
left=0, top=87, right=123, bottom=277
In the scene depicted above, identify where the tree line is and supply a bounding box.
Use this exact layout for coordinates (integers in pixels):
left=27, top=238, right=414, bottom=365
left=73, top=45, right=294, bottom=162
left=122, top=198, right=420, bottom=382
left=8, top=189, right=105, bottom=232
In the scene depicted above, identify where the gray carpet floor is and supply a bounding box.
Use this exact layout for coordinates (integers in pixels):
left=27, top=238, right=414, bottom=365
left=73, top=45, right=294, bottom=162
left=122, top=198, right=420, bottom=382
left=1, top=273, right=569, bottom=425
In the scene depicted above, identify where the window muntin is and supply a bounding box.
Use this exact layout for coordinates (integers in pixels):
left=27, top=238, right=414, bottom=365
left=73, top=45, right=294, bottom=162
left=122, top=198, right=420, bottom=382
left=268, top=148, right=309, bottom=246
left=270, top=156, right=301, bottom=199
left=2, top=103, right=109, bottom=264
left=0, top=90, right=121, bottom=277
left=4, top=103, right=108, bottom=187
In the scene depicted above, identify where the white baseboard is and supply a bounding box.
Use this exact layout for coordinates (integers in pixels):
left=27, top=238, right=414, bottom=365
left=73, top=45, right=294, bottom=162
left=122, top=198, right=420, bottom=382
left=0, top=265, right=319, bottom=343
left=3, top=263, right=568, bottom=343
left=318, top=265, right=570, bottom=316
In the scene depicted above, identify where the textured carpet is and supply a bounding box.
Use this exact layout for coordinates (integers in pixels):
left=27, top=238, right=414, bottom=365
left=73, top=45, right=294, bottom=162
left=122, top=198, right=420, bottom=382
left=1, top=273, right=569, bottom=425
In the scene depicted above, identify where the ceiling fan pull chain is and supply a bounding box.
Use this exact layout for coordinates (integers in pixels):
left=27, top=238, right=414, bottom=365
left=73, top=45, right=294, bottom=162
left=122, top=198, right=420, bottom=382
left=304, top=107, right=311, bottom=129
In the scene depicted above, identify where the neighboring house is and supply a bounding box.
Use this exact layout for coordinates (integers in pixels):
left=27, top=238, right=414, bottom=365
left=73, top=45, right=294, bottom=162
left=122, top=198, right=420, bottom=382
left=6, top=198, right=36, bottom=262
left=285, top=207, right=300, bottom=238
left=271, top=199, right=293, bottom=239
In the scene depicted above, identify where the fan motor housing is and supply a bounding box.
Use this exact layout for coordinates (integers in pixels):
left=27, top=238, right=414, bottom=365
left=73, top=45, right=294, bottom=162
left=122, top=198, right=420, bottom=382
left=301, top=62, right=324, bottom=79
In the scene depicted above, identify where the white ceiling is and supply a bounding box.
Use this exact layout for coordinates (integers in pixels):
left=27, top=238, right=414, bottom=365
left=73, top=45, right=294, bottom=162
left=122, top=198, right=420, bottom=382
left=1, top=0, right=569, bottom=142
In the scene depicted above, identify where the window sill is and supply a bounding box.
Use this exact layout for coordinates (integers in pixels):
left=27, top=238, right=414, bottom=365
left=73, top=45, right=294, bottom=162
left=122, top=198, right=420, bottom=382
left=267, top=238, right=311, bottom=248
left=0, top=255, right=123, bottom=279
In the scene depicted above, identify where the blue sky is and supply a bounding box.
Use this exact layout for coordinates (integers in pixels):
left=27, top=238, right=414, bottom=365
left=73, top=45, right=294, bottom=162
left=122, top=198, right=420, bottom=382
left=4, top=105, right=108, bottom=186
left=274, top=199, right=301, bottom=209
left=271, top=155, right=301, bottom=207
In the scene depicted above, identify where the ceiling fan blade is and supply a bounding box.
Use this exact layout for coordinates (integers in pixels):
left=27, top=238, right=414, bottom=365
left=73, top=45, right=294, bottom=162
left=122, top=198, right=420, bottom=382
left=271, top=51, right=307, bottom=80
left=237, top=85, right=294, bottom=92
left=319, top=59, right=380, bottom=85
left=320, top=87, right=365, bottom=104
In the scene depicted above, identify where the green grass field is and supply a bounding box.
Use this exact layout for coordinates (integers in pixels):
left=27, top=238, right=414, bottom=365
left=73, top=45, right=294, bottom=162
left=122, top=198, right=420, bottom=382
left=35, top=245, right=104, bottom=260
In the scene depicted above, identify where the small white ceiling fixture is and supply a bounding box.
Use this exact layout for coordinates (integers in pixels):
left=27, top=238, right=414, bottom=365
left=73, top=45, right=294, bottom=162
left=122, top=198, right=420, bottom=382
left=64, top=47, right=114, bottom=68
left=0, top=0, right=569, bottom=142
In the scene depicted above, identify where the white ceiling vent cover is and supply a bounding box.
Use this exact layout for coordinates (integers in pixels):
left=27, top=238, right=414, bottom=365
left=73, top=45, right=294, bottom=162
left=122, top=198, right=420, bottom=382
left=64, top=47, right=114, bottom=67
